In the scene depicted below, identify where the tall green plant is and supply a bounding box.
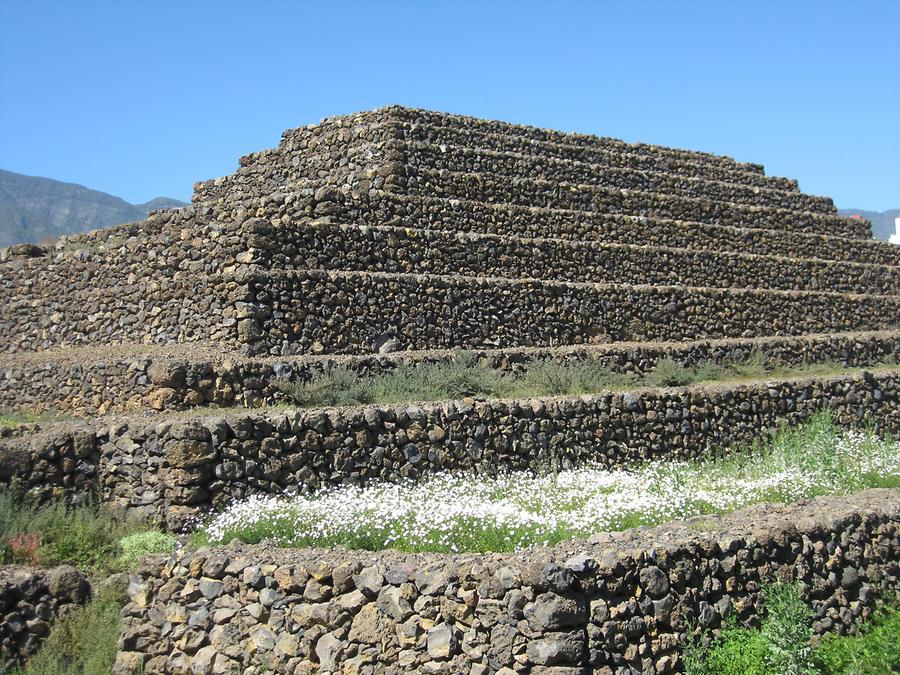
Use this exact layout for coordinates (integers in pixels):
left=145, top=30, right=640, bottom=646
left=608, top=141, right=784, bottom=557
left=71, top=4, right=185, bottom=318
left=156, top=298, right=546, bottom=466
left=761, top=582, right=815, bottom=675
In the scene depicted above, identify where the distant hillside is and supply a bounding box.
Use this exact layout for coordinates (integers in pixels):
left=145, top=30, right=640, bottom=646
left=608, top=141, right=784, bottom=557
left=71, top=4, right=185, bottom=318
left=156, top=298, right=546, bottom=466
left=0, top=169, right=187, bottom=248
left=837, top=208, right=899, bottom=241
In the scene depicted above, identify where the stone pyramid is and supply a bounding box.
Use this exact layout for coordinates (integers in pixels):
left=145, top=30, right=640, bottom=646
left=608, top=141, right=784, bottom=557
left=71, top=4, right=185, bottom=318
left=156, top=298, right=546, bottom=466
left=1, top=107, right=898, bottom=674
left=2, top=105, right=897, bottom=361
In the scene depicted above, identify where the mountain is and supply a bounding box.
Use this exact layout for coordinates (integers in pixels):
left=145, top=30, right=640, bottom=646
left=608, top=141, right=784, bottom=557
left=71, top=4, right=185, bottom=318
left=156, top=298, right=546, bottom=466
left=837, top=207, right=899, bottom=241
left=0, top=169, right=187, bottom=248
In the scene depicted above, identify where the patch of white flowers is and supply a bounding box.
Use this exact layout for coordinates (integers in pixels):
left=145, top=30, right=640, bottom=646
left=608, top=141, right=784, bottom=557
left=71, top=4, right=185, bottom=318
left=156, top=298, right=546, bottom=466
left=196, top=421, right=899, bottom=553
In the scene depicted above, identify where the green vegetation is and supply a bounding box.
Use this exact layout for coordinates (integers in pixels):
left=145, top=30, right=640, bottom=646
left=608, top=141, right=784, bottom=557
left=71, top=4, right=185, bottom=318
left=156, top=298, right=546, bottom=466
left=814, top=604, right=900, bottom=674
left=13, top=584, right=126, bottom=675
left=196, top=413, right=899, bottom=553
left=684, top=583, right=900, bottom=675
left=0, top=484, right=175, bottom=572
left=0, top=409, right=68, bottom=430
left=2, top=488, right=175, bottom=674
left=275, top=350, right=893, bottom=408
left=115, top=530, right=177, bottom=569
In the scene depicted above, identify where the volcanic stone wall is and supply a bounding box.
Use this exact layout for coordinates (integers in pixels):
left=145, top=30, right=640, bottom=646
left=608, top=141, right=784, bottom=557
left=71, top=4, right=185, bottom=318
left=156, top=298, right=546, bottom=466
left=400, top=119, right=799, bottom=190
left=1, top=105, right=897, bottom=357
left=190, top=108, right=402, bottom=207
left=402, top=142, right=834, bottom=214
left=389, top=106, right=782, bottom=179
left=341, top=192, right=900, bottom=266
left=2, top=371, right=895, bottom=530
left=0, top=564, right=92, bottom=668
left=114, top=490, right=900, bottom=674
left=246, top=269, right=898, bottom=356
left=0, top=207, right=249, bottom=353
left=2, top=332, right=896, bottom=415
left=401, top=168, right=859, bottom=238
left=259, top=220, right=898, bottom=294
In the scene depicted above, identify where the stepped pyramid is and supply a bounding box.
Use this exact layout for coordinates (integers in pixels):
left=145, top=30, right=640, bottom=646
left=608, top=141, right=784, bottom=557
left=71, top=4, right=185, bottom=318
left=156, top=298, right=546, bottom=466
left=1, top=107, right=899, bottom=674
left=2, top=105, right=898, bottom=361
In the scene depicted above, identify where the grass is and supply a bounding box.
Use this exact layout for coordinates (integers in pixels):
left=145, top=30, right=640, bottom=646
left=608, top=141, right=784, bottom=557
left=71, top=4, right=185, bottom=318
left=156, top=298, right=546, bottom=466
left=1, top=489, right=175, bottom=673
left=194, top=413, right=899, bottom=553
left=0, top=484, right=175, bottom=572
left=12, top=584, right=126, bottom=675
left=0, top=409, right=69, bottom=430
left=684, top=582, right=900, bottom=675
left=274, top=349, right=894, bottom=408
left=814, top=604, right=900, bottom=674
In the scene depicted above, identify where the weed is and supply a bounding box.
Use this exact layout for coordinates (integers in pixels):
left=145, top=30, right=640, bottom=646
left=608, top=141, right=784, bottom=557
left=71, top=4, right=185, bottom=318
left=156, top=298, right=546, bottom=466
left=695, top=619, right=771, bottom=675
left=683, top=581, right=899, bottom=675
left=273, top=349, right=895, bottom=410
left=762, top=582, right=814, bottom=675
left=15, top=583, right=126, bottom=675
left=115, top=531, right=176, bottom=569
left=0, top=484, right=162, bottom=572
left=196, top=414, right=898, bottom=553
left=0, top=409, right=67, bottom=430
left=814, top=603, right=900, bottom=673
left=729, top=346, right=774, bottom=378
left=646, top=357, right=694, bottom=387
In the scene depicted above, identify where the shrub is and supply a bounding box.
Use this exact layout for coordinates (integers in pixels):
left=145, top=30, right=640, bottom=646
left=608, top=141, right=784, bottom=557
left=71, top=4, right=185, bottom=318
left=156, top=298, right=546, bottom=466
left=0, top=485, right=161, bottom=571
left=729, top=347, right=772, bottom=378
left=517, top=359, right=585, bottom=395
left=16, top=584, right=125, bottom=675
left=420, top=352, right=510, bottom=399
left=761, top=582, right=814, bottom=675
left=813, top=603, right=900, bottom=674
left=699, top=621, right=771, bottom=675
left=274, top=350, right=895, bottom=409
left=682, top=583, right=900, bottom=675
left=116, top=530, right=176, bottom=569
left=8, top=532, right=42, bottom=566
left=646, top=357, right=694, bottom=387
left=691, top=360, right=725, bottom=383
left=276, top=366, right=374, bottom=407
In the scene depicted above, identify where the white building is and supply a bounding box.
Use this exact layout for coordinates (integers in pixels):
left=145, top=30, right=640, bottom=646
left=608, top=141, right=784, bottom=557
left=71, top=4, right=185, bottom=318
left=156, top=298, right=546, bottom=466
left=890, top=216, right=900, bottom=246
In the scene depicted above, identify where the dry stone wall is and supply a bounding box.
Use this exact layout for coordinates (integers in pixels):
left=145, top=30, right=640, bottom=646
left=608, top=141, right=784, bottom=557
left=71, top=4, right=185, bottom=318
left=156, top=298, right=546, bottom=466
left=403, top=142, right=833, bottom=214
left=342, top=192, right=900, bottom=266
left=2, top=105, right=897, bottom=357
left=114, top=490, right=900, bottom=674
left=0, top=207, right=247, bottom=353
left=261, top=220, right=899, bottom=295
left=0, top=564, right=92, bottom=669
left=1, top=332, right=895, bottom=415
left=398, top=117, right=800, bottom=191
left=1, top=371, right=896, bottom=530
left=403, top=168, right=865, bottom=238
left=387, top=106, right=774, bottom=177
left=247, top=269, right=898, bottom=356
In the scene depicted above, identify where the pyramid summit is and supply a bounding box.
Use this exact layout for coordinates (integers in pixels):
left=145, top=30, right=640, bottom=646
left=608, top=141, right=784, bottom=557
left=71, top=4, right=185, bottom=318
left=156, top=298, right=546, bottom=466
left=1, top=107, right=898, bottom=673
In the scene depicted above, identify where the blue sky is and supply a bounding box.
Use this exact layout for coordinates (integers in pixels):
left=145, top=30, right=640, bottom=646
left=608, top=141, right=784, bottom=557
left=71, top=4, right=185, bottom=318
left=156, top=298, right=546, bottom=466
left=1, top=1, right=897, bottom=210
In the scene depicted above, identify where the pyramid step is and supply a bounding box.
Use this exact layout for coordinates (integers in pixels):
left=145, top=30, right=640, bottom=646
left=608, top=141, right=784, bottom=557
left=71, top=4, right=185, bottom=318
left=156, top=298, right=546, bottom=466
left=395, top=119, right=800, bottom=192
left=402, top=168, right=870, bottom=239
left=402, top=141, right=833, bottom=215
left=3, top=331, right=896, bottom=415
left=0, top=260, right=231, bottom=354
left=114, top=488, right=900, bottom=672
left=2, top=370, right=896, bottom=532
left=388, top=106, right=772, bottom=178
left=267, top=220, right=899, bottom=295
left=244, top=269, right=899, bottom=356
left=348, top=193, right=899, bottom=266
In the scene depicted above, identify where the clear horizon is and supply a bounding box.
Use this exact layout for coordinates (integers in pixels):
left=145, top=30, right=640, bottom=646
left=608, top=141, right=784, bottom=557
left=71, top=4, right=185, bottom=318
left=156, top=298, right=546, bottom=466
left=1, top=1, right=897, bottom=210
